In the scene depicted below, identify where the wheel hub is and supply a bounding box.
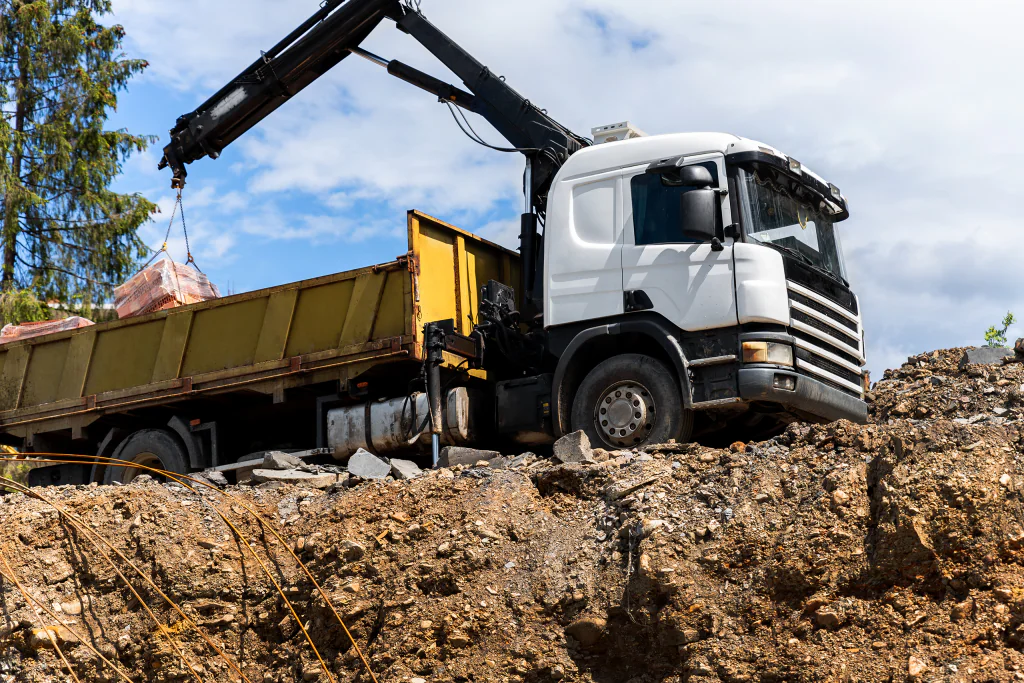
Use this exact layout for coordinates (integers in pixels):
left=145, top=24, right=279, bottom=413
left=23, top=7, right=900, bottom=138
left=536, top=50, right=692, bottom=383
left=594, top=382, right=656, bottom=448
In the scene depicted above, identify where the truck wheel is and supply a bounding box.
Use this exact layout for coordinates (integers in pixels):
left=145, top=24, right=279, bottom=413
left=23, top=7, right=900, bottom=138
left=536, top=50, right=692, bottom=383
left=103, top=429, right=189, bottom=485
left=571, top=354, right=693, bottom=450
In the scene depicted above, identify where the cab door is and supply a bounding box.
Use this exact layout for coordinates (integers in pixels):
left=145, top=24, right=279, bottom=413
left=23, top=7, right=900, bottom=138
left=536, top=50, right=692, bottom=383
left=620, top=153, right=737, bottom=331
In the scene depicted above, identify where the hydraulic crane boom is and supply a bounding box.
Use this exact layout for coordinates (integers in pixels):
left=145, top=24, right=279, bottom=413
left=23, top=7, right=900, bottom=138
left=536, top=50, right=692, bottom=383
left=159, top=0, right=591, bottom=311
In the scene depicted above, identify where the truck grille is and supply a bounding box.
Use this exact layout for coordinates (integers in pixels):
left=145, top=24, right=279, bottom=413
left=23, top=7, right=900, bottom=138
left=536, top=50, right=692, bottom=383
left=787, top=281, right=865, bottom=398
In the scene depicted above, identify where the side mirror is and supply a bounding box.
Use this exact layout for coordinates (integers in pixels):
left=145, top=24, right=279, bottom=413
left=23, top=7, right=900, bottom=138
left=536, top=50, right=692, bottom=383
left=676, top=165, right=714, bottom=188
left=680, top=188, right=718, bottom=244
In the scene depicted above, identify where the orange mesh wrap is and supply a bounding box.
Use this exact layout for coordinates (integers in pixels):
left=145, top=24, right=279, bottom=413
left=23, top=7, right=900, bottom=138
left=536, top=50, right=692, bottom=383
left=0, top=316, right=94, bottom=344
left=114, top=259, right=221, bottom=319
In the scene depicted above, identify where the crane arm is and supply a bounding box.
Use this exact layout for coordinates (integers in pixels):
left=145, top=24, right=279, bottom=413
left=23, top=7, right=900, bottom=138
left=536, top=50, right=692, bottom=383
left=160, top=0, right=591, bottom=313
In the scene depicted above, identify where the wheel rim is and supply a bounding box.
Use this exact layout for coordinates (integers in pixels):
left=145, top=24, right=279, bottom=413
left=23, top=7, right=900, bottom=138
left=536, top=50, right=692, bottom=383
left=593, top=381, right=656, bottom=448
left=122, top=451, right=163, bottom=484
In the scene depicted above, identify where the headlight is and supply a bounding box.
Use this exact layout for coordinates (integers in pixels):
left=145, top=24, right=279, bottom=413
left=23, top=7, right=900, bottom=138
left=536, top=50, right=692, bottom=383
left=742, top=341, right=794, bottom=366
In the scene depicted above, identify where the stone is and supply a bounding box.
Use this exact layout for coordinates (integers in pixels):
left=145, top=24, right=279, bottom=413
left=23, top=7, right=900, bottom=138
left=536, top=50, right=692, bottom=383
left=754, top=493, right=771, bottom=503
left=347, top=449, right=391, bottom=480
left=564, top=616, right=606, bottom=647
left=950, top=600, right=973, bottom=621
left=340, top=540, right=365, bottom=562
left=908, top=656, right=927, bottom=678
left=437, top=446, right=500, bottom=468
left=390, top=459, right=423, bottom=480
left=994, top=587, right=1014, bottom=602
left=831, top=490, right=850, bottom=507
left=959, top=347, right=1014, bottom=370
left=553, top=430, right=594, bottom=464
left=59, top=598, right=87, bottom=618
left=250, top=469, right=338, bottom=489
left=815, top=609, right=842, bottom=628
left=448, top=633, right=471, bottom=648
left=506, top=453, right=536, bottom=469
left=262, top=451, right=306, bottom=471
left=1000, top=474, right=1013, bottom=487
left=302, top=666, right=321, bottom=681
left=201, top=470, right=230, bottom=487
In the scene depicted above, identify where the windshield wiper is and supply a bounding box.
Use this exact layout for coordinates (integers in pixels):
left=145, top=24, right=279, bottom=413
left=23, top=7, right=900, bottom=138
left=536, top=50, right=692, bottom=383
left=763, top=242, right=849, bottom=288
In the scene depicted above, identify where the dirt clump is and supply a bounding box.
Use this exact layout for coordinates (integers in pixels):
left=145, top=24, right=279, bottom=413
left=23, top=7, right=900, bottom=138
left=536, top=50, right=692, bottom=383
left=2, top=347, right=1024, bottom=682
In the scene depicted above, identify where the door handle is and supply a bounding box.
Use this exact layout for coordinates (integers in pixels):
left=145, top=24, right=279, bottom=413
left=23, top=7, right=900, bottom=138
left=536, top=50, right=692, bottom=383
left=624, top=290, right=654, bottom=313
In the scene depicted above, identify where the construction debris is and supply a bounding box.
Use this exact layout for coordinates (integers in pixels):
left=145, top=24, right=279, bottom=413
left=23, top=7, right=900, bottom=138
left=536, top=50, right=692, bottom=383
left=3, top=347, right=1024, bottom=682
left=0, top=316, right=93, bottom=344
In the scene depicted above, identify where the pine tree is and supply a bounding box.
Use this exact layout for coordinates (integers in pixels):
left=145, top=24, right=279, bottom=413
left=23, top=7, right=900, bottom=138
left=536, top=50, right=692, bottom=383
left=0, top=0, right=155, bottom=323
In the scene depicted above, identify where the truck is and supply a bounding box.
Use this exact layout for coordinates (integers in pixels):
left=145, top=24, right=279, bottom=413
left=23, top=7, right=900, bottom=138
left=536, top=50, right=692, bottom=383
left=4, top=0, right=869, bottom=486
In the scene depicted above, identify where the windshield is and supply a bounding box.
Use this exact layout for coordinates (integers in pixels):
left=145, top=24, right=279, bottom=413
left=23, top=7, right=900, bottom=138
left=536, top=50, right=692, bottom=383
left=737, top=168, right=847, bottom=282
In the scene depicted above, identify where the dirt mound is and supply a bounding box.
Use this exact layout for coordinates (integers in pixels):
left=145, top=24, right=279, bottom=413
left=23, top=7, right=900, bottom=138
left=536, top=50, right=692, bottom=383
left=3, top=348, right=1024, bottom=682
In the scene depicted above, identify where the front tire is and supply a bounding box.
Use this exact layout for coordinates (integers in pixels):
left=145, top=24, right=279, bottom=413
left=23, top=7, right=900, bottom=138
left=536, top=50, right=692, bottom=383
left=570, top=354, right=693, bottom=450
left=103, top=429, right=189, bottom=485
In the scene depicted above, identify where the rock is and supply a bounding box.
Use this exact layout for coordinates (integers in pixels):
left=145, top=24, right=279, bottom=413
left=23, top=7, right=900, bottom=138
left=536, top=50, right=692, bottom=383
left=564, top=616, right=606, bottom=647
left=201, top=470, right=230, bottom=487
left=815, top=609, right=843, bottom=628
left=754, top=493, right=771, bottom=503
left=908, top=656, right=927, bottom=678
left=302, top=666, right=321, bottom=681
left=262, top=451, right=306, bottom=471
left=831, top=489, right=850, bottom=507
left=390, top=459, right=423, bottom=480
left=347, top=449, right=391, bottom=480
left=950, top=600, right=973, bottom=621
left=250, top=469, right=338, bottom=489
left=448, top=633, right=471, bottom=648
left=959, top=347, right=1014, bottom=369
left=994, top=587, right=1014, bottom=602
left=340, top=540, right=365, bottom=562
left=411, top=679, right=427, bottom=683
left=550, top=665, right=565, bottom=681
left=27, top=627, right=61, bottom=650
left=506, top=453, right=536, bottom=469
left=437, top=446, right=500, bottom=468
left=553, top=430, right=594, bottom=464
left=1000, top=474, right=1013, bottom=487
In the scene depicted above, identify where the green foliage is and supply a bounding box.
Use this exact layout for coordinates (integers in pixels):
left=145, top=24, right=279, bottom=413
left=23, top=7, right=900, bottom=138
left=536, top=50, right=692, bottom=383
left=0, top=0, right=157, bottom=314
left=0, top=287, right=47, bottom=325
left=984, top=311, right=1016, bottom=348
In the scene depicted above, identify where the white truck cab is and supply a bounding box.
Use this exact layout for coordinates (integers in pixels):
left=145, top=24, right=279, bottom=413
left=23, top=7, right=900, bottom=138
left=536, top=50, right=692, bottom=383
left=541, top=131, right=866, bottom=446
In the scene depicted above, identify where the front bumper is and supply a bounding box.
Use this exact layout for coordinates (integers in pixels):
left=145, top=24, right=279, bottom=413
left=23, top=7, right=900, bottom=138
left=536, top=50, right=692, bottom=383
left=738, top=367, right=868, bottom=424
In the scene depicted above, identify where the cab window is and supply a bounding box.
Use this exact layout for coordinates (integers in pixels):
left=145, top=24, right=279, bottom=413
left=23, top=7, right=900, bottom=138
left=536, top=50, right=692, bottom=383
left=630, top=161, right=719, bottom=245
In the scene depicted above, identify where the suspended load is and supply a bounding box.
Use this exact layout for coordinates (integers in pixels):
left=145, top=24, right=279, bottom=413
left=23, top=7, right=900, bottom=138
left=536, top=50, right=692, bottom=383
left=0, top=316, right=94, bottom=344
left=113, top=258, right=220, bottom=319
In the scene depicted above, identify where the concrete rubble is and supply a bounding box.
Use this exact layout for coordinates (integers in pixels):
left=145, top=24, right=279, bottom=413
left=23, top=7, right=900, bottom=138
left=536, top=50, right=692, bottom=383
left=3, top=346, right=1024, bottom=682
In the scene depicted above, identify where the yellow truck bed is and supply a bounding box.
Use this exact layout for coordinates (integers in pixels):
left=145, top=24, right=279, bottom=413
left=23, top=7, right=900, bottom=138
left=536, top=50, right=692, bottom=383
left=0, top=211, right=518, bottom=443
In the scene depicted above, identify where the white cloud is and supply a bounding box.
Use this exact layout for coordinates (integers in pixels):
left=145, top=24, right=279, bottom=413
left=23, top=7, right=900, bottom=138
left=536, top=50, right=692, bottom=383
left=111, top=0, right=1024, bottom=376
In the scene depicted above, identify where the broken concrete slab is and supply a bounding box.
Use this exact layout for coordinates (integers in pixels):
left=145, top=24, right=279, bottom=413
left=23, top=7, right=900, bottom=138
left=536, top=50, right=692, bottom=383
left=390, top=459, right=423, bottom=480
left=959, top=347, right=1015, bottom=369
left=347, top=449, right=391, bottom=480
left=437, top=446, right=500, bottom=468
left=199, top=470, right=229, bottom=487
left=553, top=430, right=594, bottom=464
left=250, top=469, right=338, bottom=489
left=262, top=451, right=307, bottom=471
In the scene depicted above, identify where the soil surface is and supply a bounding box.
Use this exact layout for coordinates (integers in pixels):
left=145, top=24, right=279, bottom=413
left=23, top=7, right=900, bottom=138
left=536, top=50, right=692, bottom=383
left=3, top=348, right=1024, bottom=683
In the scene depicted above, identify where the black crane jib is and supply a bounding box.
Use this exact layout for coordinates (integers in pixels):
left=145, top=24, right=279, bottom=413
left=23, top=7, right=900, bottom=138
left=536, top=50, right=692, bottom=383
left=158, top=0, right=590, bottom=220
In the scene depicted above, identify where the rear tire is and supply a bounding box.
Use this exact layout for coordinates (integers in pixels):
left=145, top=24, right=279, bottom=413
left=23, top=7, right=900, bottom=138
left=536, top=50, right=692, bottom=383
left=103, top=429, right=189, bottom=485
left=570, top=353, right=693, bottom=450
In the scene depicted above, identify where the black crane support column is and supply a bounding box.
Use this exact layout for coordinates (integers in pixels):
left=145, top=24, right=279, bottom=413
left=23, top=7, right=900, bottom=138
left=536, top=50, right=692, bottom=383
left=424, top=322, right=447, bottom=467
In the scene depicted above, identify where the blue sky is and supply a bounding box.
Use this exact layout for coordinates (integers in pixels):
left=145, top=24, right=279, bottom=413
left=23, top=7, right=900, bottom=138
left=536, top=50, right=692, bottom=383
left=108, top=0, right=1024, bottom=375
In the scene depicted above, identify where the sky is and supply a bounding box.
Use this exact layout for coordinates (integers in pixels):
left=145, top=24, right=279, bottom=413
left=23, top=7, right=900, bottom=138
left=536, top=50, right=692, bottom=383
left=107, top=0, right=1024, bottom=377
